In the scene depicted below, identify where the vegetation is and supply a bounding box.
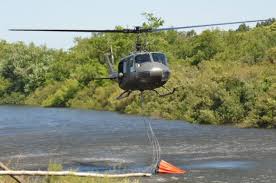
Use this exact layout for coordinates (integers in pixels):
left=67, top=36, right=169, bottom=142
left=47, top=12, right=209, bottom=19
left=0, top=14, right=275, bottom=128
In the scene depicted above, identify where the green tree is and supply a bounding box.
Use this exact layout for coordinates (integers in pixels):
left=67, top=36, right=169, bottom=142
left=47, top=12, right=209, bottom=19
left=237, top=23, right=250, bottom=32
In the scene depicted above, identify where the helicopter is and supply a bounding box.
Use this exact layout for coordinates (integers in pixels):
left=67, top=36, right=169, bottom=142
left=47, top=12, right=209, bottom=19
left=10, top=19, right=267, bottom=99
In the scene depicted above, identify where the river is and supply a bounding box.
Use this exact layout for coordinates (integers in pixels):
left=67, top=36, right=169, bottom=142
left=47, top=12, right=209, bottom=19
left=0, top=105, right=275, bottom=183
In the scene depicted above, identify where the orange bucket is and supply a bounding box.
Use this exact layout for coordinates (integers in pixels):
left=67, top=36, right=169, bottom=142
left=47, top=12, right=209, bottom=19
left=157, top=160, right=187, bottom=174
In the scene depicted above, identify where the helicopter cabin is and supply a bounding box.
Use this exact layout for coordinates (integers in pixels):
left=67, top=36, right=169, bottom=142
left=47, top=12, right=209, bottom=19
left=118, top=52, right=168, bottom=76
left=117, top=52, right=169, bottom=90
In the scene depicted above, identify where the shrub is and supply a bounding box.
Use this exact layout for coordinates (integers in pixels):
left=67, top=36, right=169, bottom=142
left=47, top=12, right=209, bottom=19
left=42, top=79, right=80, bottom=107
left=265, top=47, right=276, bottom=63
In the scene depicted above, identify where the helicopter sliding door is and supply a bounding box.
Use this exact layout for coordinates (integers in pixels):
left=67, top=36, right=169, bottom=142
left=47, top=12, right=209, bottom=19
left=118, top=56, right=135, bottom=90
left=118, top=61, right=124, bottom=74
left=125, top=56, right=136, bottom=87
left=118, top=59, right=126, bottom=86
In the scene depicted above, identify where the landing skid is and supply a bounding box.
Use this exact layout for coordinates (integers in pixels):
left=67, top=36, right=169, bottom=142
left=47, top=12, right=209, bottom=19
left=116, top=87, right=176, bottom=100
left=116, top=90, right=133, bottom=100
left=153, top=86, right=176, bottom=97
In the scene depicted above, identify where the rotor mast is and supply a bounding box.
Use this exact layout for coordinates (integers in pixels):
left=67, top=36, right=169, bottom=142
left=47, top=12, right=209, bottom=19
left=135, top=26, right=143, bottom=52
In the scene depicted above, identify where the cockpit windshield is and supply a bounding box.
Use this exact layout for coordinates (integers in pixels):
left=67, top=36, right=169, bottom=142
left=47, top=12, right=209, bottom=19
left=135, top=54, right=151, bottom=64
left=152, top=53, right=167, bottom=65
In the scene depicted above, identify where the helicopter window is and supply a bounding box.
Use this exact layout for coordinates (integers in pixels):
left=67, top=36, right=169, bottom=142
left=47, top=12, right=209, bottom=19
left=123, top=60, right=127, bottom=73
left=135, top=54, right=151, bottom=64
left=152, top=53, right=167, bottom=65
left=126, top=57, right=134, bottom=73
left=129, top=57, right=135, bottom=72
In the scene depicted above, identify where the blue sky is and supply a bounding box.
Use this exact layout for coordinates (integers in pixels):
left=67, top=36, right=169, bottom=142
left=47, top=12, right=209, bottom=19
left=1, top=0, right=275, bottom=49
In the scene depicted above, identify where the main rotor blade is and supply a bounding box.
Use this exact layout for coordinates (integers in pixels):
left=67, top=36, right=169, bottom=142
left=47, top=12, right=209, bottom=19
left=9, top=28, right=138, bottom=33
left=153, top=19, right=268, bottom=32
left=9, top=19, right=268, bottom=34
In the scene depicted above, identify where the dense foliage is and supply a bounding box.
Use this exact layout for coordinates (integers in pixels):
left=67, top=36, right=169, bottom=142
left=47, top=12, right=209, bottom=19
left=0, top=15, right=275, bottom=128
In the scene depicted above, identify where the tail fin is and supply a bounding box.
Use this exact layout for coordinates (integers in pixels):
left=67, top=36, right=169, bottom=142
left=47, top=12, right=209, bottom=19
left=104, top=46, right=118, bottom=78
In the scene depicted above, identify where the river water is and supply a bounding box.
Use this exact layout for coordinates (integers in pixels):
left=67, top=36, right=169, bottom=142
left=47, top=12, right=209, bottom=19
left=0, top=105, right=275, bottom=183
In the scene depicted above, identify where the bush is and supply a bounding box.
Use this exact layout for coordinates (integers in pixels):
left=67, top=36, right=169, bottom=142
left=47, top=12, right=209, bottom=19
left=0, top=77, right=11, bottom=96
left=68, top=81, right=120, bottom=110
left=0, top=92, right=25, bottom=104
left=265, top=47, right=276, bottom=63
left=25, top=81, right=62, bottom=105
left=197, top=109, right=218, bottom=124
left=243, top=85, right=276, bottom=128
left=42, top=79, right=80, bottom=107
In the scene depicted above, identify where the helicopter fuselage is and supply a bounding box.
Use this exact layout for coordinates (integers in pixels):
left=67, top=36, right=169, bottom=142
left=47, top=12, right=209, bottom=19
left=117, top=52, right=170, bottom=91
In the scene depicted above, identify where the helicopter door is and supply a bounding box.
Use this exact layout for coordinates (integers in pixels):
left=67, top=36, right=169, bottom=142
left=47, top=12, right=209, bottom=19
left=118, top=61, right=124, bottom=74
left=118, top=59, right=127, bottom=84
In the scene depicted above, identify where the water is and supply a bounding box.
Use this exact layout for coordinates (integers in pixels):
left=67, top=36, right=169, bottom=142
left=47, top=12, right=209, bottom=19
left=0, top=105, right=276, bottom=183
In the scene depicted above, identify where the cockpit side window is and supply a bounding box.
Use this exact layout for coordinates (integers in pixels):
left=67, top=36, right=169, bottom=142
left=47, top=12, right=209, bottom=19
left=152, top=53, right=167, bottom=65
left=126, top=56, right=134, bottom=73
left=135, top=54, right=151, bottom=64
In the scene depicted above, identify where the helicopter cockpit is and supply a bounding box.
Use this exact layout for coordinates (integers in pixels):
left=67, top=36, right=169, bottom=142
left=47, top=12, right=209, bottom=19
left=118, top=52, right=168, bottom=75
left=135, top=53, right=151, bottom=64
left=151, top=52, right=167, bottom=65
left=135, top=52, right=168, bottom=66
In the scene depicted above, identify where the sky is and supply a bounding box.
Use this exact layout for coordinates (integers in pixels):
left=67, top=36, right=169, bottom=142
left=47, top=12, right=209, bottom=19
left=1, top=0, right=276, bottom=49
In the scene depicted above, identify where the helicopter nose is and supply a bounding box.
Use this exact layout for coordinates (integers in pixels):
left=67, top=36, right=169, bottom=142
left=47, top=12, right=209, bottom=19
left=150, top=67, right=170, bottom=81
left=150, top=67, right=163, bottom=77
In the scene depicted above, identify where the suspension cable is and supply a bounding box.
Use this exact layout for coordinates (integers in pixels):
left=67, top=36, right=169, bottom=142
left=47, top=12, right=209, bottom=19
left=140, top=92, right=161, bottom=173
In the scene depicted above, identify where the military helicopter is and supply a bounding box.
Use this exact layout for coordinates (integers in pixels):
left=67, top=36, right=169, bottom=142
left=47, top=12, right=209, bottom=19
left=10, top=19, right=267, bottom=99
